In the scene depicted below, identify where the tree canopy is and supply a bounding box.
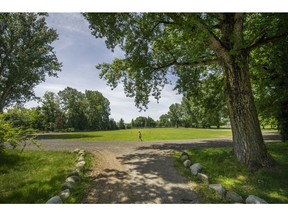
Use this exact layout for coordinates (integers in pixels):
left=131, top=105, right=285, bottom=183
left=84, top=13, right=288, bottom=168
left=0, top=13, right=62, bottom=113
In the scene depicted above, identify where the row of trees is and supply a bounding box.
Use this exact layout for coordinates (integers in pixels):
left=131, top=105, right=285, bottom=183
left=3, top=87, right=117, bottom=132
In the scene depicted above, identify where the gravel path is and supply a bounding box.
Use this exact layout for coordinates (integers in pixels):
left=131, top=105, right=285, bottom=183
left=22, top=133, right=279, bottom=204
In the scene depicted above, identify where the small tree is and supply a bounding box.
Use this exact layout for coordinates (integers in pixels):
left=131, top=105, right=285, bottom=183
left=118, top=118, right=126, bottom=129
left=0, top=115, right=40, bottom=153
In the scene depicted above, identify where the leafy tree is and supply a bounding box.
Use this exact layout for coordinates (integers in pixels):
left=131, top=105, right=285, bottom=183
left=180, top=70, right=228, bottom=128
left=131, top=118, right=135, bottom=128
left=0, top=114, right=39, bottom=153
left=168, top=103, right=184, bottom=128
left=84, top=13, right=288, bottom=168
left=158, top=114, right=171, bottom=127
left=85, top=90, right=110, bottom=130
left=41, top=91, right=64, bottom=131
left=58, top=87, right=88, bottom=130
left=250, top=14, right=288, bottom=141
left=108, top=118, right=118, bottom=130
left=146, top=116, right=156, bottom=128
left=0, top=13, right=61, bottom=113
left=3, top=106, right=32, bottom=129
left=134, top=116, right=147, bottom=128
left=118, top=118, right=126, bottom=129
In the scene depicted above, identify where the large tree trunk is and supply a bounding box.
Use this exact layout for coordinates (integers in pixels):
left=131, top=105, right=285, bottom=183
left=222, top=51, right=275, bottom=169
left=211, top=14, right=275, bottom=169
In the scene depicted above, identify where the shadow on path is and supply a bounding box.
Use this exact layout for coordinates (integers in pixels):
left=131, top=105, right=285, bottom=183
left=83, top=149, right=198, bottom=204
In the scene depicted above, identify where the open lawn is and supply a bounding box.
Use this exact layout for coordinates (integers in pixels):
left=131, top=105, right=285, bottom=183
left=39, top=128, right=232, bottom=141
left=0, top=150, right=93, bottom=203
left=174, top=142, right=288, bottom=203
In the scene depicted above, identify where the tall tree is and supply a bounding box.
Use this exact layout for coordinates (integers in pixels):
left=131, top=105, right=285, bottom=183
left=85, top=90, right=110, bottom=130
left=0, top=13, right=61, bottom=113
left=41, top=91, right=64, bottom=131
left=168, top=103, right=183, bottom=128
left=58, top=87, right=88, bottom=130
left=84, top=13, right=288, bottom=168
left=118, top=118, right=126, bottom=129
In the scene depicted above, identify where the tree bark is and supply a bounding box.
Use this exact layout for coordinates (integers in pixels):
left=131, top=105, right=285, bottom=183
left=208, top=13, right=275, bottom=169
left=222, top=51, right=275, bottom=169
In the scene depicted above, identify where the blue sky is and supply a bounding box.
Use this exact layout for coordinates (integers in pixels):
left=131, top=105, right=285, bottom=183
left=26, top=13, right=182, bottom=123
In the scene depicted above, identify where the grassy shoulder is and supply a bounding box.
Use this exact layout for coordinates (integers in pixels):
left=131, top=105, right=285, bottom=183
left=173, top=142, right=288, bottom=203
left=39, top=128, right=232, bottom=141
left=0, top=149, right=94, bottom=203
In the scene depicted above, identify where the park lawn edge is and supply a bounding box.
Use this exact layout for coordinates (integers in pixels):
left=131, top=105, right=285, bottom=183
left=173, top=142, right=288, bottom=203
left=0, top=149, right=94, bottom=204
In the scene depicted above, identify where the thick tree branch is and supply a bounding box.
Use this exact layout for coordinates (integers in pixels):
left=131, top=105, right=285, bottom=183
left=151, top=20, right=176, bottom=33
left=151, top=57, right=219, bottom=71
left=248, top=32, right=288, bottom=52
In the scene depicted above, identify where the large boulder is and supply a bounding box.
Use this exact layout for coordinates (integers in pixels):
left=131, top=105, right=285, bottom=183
left=46, top=196, right=63, bottom=204
left=190, top=163, right=203, bottom=175
left=183, top=160, right=192, bottom=168
left=246, top=195, right=268, bottom=204
left=209, top=184, right=226, bottom=197
left=226, top=191, right=244, bottom=203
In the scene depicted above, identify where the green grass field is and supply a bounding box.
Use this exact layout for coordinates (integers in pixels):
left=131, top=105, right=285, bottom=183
left=0, top=150, right=93, bottom=203
left=40, top=128, right=232, bottom=141
left=174, top=142, right=288, bottom=203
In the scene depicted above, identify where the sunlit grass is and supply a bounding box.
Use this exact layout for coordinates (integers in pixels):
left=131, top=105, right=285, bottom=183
left=173, top=142, right=288, bottom=203
left=40, top=128, right=232, bottom=141
left=0, top=149, right=93, bottom=203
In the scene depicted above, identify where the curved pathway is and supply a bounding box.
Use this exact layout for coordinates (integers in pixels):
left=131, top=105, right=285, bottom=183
left=24, top=133, right=279, bottom=204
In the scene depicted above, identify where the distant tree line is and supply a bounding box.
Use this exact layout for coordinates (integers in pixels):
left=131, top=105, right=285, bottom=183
left=2, top=87, right=119, bottom=132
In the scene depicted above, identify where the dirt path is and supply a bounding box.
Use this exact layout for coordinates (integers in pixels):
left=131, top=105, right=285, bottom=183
left=82, top=148, right=198, bottom=204
left=23, top=133, right=280, bottom=204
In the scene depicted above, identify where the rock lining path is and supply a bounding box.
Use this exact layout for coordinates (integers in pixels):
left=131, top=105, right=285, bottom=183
left=24, top=133, right=279, bottom=204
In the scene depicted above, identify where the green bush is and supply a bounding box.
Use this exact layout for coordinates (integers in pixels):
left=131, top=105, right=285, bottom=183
left=0, top=115, right=40, bottom=152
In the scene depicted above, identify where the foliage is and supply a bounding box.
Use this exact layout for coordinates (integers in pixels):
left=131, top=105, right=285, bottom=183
left=133, top=116, right=156, bottom=128
left=84, top=12, right=288, bottom=167
left=180, top=70, right=228, bottom=128
left=158, top=114, right=171, bottom=127
left=0, top=149, right=94, bottom=203
left=173, top=142, right=288, bottom=203
left=0, top=13, right=62, bottom=112
left=250, top=14, right=288, bottom=141
left=167, top=103, right=183, bottom=128
left=118, top=118, right=126, bottom=129
left=35, top=87, right=112, bottom=131
left=0, top=114, right=39, bottom=152
left=41, top=92, right=64, bottom=131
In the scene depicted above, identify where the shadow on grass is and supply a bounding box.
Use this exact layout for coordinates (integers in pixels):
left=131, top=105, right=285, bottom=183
left=36, top=133, right=102, bottom=140
left=0, top=170, right=66, bottom=203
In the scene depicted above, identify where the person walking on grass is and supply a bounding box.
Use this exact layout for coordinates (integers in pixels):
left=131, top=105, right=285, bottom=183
left=138, top=131, right=142, bottom=141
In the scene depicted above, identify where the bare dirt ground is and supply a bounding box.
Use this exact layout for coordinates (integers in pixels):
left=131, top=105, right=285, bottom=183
left=22, top=133, right=280, bottom=204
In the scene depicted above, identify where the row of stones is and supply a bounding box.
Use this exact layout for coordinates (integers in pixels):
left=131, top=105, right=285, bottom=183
left=46, top=149, right=86, bottom=204
left=180, top=152, right=268, bottom=204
